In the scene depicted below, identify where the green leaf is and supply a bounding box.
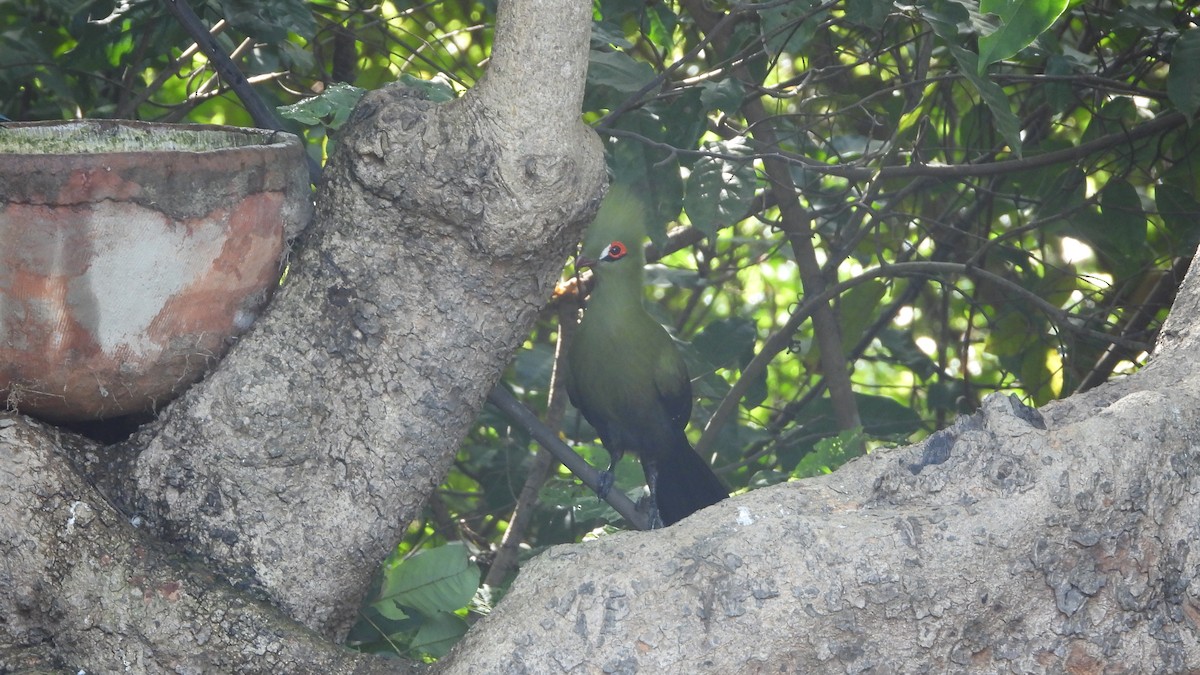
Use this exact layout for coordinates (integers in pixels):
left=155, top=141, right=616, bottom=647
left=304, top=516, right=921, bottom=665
left=683, top=140, right=757, bottom=237
left=976, top=0, right=1069, bottom=72
left=511, top=342, right=556, bottom=391
left=804, top=279, right=887, bottom=368
left=1162, top=137, right=1200, bottom=194
left=985, top=309, right=1035, bottom=358
left=659, top=89, right=706, bottom=154
left=540, top=462, right=643, bottom=523
left=844, top=0, right=892, bottom=30
left=587, top=49, right=656, bottom=100
left=688, top=365, right=733, bottom=405
left=955, top=102, right=993, bottom=156
left=276, top=82, right=366, bottom=128
left=644, top=265, right=701, bottom=289
left=1035, top=263, right=1080, bottom=309
left=955, top=47, right=1022, bottom=155
left=687, top=317, right=769, bottom=409
left=699, top=78, right=745, bottom=114
left=692, top=317, right=757, bottom=369
left=879, top=329, right=940, bottom=380
left=595, top=0, right=646, bottom=26
left=410, top=612, right=470, bottom=659
left=857, top=394, right=923, bottom=438
left=748, top=468, right=791, bottom=489
left=1043, top=54, right=1075, bottom=114
left=739, top=367, right=769, bottom=410
left=1080, top=97, right=1137, bottom=146
left=725, top=20, right=770, bottom=87
left=838, top=280, right=888, bottom=354
left=792, top=427, right=867, bottom=478
left=779, top=395, right=921, bottom=470
left=928, top=380, right=972, bottom=414
left=1168, top=28, right=1200, bottom=120
left=895, top=90, right=934, bottom=140
left=1069, top=179, right=1148, bottom=279
left=1033, top=167, right=1086, bottom=217
left=1019, top=346, right=1057, bottom=405
left=1158, top=143, right=1200, bottom=248
left=1112, top=6, right=1175, bottom=31
left=278, top=40, right=315, bottom=73
left=645, top=3, right=679, bottom=53
left=218, top=0, right=316, bottom=41
left=759, top=0, right=827, bottom=57
left=591, top=20, right=634, bottom=50
left=373, top=599, right=410, bottom=622
left=1155, top=183, right=1200, bottom=247
left=1097, top=179, right=1147, bottom=253
left=398, top=74, right=457, bottom=103
left=920, top=0, right=1023, bottom=155
left=378, top=543, right=480, bottom=619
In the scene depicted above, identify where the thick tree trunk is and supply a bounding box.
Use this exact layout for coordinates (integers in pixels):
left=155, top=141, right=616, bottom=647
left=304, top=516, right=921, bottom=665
left=0, top=415, right=405, bottom=674
left=113, top=0, right=603, bottom=642
left=120, top=82, right=601, bottom=639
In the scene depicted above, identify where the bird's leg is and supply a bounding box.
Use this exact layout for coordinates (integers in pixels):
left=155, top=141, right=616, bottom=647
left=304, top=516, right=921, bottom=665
left=641, top=462, right=664, bottom=529
left=595, top=451, right=620, bottom=499
left=595, top=472, right=615, bottom=500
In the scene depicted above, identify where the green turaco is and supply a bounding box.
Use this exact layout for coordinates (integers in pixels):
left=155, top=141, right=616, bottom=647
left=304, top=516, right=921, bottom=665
left=565, top=185, right=728, bottom=527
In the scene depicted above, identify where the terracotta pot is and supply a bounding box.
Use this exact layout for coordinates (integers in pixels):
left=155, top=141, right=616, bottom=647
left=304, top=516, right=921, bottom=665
left=0, top=119, right=312, bottom=422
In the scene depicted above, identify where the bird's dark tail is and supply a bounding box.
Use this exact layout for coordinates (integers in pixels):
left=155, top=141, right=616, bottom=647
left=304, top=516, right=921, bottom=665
left=647, top=440, right=728, bottom=526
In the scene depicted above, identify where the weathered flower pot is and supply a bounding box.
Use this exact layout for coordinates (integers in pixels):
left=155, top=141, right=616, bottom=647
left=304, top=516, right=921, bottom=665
left=0, top=119, right=312, bottom=422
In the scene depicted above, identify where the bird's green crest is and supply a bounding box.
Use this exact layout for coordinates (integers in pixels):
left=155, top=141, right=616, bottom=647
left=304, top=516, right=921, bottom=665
left=581, top=183, right=650, bottom=260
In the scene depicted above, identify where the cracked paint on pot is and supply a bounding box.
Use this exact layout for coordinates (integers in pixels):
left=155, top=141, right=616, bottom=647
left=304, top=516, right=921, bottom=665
left=0, top=120, right=312, bottom=422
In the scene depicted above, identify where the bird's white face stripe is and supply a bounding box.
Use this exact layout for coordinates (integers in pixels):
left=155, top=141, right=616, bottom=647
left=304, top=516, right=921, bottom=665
left=598, top=241, right=628, bottom=262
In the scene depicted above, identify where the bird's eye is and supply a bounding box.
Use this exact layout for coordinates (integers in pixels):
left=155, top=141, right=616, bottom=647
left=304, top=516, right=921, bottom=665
left=603, top=241, right=627, bottom=261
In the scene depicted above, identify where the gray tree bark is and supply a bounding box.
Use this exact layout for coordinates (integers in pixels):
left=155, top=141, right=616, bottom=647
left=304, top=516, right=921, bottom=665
left=121, top=0, right=604, bottom=642
left=0, top=415, right=405, bottom=674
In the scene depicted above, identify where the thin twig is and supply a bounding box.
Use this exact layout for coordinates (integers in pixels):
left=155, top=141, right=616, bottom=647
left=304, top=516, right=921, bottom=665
left=162, top=0, right=322, bottom=184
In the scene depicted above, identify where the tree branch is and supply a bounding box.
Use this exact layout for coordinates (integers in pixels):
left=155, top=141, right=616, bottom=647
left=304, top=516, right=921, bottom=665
left=0, top=415, right=403, bottom=674
left=601, top=110, right=1188, bottom=182
left=487, top=387, right=650, bottom=531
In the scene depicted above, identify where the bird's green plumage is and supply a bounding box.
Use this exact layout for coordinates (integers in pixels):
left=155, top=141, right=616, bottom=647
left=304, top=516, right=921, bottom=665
left=565, top=184, right=727, bottom=526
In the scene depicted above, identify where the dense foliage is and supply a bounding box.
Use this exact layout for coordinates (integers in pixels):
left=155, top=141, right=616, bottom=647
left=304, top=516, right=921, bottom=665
left=5, top=0, right=1198, bottom=659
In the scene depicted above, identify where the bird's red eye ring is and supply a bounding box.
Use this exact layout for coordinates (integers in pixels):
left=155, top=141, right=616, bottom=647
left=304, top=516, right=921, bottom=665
left=603, top=241, right=627, bottom=261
